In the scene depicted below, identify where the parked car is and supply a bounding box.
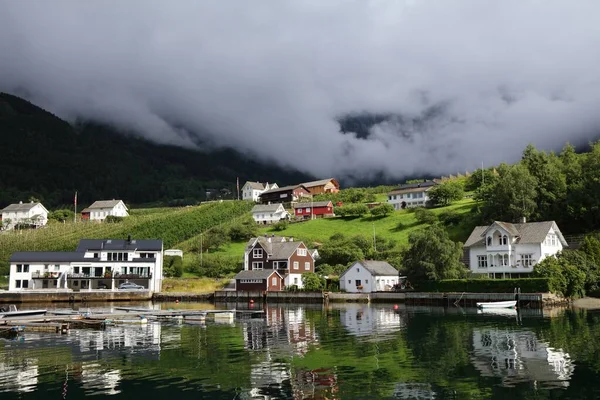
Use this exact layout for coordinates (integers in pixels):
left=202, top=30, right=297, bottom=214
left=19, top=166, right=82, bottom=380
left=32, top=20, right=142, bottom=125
left=98, top=282, right=109, bottom=290
left=119, top=282, right=145, bottom=290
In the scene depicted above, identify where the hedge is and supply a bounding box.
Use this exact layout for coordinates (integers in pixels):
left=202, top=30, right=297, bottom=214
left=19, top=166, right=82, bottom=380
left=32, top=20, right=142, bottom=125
left=416, top=278, right=550, bottom=293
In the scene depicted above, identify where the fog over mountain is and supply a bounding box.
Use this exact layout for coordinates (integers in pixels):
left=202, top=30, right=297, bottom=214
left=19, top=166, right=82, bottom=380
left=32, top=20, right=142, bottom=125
left=1, top=1, right=600, bottom=180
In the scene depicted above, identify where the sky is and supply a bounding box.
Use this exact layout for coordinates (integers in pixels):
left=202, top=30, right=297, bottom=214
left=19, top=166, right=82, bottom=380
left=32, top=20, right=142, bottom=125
left=1, top=0, right=600, bottom=181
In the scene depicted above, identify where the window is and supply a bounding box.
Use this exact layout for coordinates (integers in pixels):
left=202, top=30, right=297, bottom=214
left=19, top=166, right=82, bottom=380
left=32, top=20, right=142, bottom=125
left=253, top=248, right=263, bottom=258
left=297, top=248, right=307, bottom=256
left=15, top=280, right=21, bottom=288
left=348, top=280, right=351, bottom=284
left=294, top=277, right=298, bottom=284
left=365, top=279, right=369, bottom=284
left=293, top=261, right=299, bottom=270
left=22, top=280, right=29, bottom=288
left=44, top=264, right=49, bottom=271
left=73, top=280, right=79, bottom=287
left=272, top=277, right=278, bottom=286
left=23, top=265, right=29, bottom=273
left=520, top=254, right=534, bottom=267
left=502, top=235, right=508, bottom=245
left=304, top=262, right=310, bottom=270
left=487, top=237, right=492, bottom=246
left=16, top=264, right=22, bottom=273
left=477, top=256, right=488, bottom=268
left=54, top=265, right=60, bottom=271
left=355, top=280, right=362, bottom=287
left=305, top=208, right=311, bottom=213
left=252, top=262, right=263, bottom=270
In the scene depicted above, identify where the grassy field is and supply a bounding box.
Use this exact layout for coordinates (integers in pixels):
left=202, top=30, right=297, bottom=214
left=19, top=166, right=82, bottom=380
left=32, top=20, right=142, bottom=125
left=162, top=277, right=228, bottom=293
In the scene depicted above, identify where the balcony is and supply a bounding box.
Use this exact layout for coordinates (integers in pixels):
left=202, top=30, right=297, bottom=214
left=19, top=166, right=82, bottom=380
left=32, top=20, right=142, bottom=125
left=32, top=271, right=60, bottom=279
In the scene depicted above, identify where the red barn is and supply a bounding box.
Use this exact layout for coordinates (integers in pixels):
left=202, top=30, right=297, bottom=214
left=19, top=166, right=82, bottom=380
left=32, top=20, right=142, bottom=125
left=293, top=201, right=335, bottom=220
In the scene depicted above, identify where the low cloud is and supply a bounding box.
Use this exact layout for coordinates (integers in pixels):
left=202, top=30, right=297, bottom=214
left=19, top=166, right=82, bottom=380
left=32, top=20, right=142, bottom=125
left=1, top=0, right=599, bottom=181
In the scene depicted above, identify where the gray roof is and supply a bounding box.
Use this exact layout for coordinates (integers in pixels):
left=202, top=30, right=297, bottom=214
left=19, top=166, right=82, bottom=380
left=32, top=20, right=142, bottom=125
left=388, top=181, right=437, bottom=195
left=10, top=252, right=92, bottom=263
left=354, top=260, right=399, bottom=276
left=76, top=239, right=163, bottom=252
left=244, top=181, right=266, bottom=190
left=86, top=200, right=126, bottom=210
left=300, top=178, right=339, bottom=188
left=261, top=185, right=308, bottom=195
left=293, top=201, right=332, bottom=209
left=2, top=202, right=46, bottom=213
left=251, top=204, right=285, bottom=213
left=246, top=236, right=307, bottom=260
left=235, top=270, right=281, bottom=280
left=464, top=221, right=567, bottom=247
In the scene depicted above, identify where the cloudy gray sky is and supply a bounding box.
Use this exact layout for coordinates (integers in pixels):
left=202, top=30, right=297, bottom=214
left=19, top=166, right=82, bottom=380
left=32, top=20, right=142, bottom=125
left=1, top=0, right=599, bottom=180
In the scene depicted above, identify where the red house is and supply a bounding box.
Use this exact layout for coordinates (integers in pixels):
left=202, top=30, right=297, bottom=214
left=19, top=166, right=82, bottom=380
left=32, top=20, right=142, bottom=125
left=293, top=201, right=335, bottom=220
left=234, top=270, right=283, bottom=292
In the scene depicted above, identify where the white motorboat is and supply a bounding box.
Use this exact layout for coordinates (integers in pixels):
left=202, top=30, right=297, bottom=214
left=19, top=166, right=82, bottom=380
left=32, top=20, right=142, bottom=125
left=476, top=300, right=517, bottom=309
left=0, top=305, right=47, bottom=319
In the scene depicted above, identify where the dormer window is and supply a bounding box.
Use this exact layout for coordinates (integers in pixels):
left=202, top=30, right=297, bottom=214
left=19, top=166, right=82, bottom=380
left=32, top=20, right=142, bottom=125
left=253, top=248, right=263, bottom=258
left=502, top=235, right=508, bottom=245
left=487, top=237, right=492, bottom=246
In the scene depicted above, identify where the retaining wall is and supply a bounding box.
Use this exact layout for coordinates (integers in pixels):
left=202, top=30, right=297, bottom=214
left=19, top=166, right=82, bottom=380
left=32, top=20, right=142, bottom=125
left=0, top=290, right=152, bottom=303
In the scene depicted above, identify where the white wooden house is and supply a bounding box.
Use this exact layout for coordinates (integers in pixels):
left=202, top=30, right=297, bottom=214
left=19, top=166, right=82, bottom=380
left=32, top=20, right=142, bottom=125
left=251, top=203, right=290, bottom=225
left=387, top=181, right=437, bottom=209
left=242, top=181, right=279, bottom=202
left=1, top=201, right=49, bottom=230
left=464, top=220, right=567, bottom=278
left=339, top=260, right=399, bottom=293
left=82, top=200, right=129, bottom=221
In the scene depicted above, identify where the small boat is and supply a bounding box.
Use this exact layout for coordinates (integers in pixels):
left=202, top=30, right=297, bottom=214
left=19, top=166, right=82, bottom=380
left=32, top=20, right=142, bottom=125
left=0, top=305, right=47, bottom=319
left=476, top=300, right=517, bottom=309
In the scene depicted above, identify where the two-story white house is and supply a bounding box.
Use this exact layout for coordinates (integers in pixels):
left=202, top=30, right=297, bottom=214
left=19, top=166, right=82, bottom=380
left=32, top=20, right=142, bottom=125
left=1, top=201, right=49, bottom=230
left=8, top=237, right=164, bottom=292
left=339, top=260, right=400, bottom=293
left=242, top=181, right=279, bottom=202
left=464, top=220, right=567, bottom=278
left=251, top=203, right=290, bottom=225
left=387, top=181, right=437, bottom=210
left=82, top=200, right=129, bottom=221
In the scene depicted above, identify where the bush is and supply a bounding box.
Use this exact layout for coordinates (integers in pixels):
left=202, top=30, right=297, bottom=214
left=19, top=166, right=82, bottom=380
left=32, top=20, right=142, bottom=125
left=228, top=221, right=259, bottom=241
left=335, top=203, right=369, bottom=218
left=414, top=208, right=437, bottom=225
left=188, top=254, right=240, bottom=278
left=302, top=272, right=325, bottom=291
left=370, top=203, right=395, bottom=217
left=438, top=210, right=462, bottom=226
left=163, top=256, right=184, bottom=277
left=272, top=220, right=289, bottom=231
left=416, top=278, right=550, bottom=293
left=104, top=215, right=124, bottom=223
left=49, top=209, right=75, bottom=223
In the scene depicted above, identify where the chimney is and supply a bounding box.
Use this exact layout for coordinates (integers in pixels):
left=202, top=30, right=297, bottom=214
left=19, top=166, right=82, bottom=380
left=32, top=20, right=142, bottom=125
left=267, top=236, right=272, bottom=243
left=30, top=200, right=34, bottom=203
left=289, top=237, right=293, bottom=242
left=520, top=216, right=527, bottom=224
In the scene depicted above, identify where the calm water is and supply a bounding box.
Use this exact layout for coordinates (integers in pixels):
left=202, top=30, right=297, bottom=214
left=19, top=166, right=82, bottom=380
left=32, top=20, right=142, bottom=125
left=1, top=302, right=600, bottom=399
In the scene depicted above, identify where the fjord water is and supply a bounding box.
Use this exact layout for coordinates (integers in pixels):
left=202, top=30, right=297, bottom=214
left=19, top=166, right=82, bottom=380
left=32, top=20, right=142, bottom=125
left=1, top=303, right=599, bottom=399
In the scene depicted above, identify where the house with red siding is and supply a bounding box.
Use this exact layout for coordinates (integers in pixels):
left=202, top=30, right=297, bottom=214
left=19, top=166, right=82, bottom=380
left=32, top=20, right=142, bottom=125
left=243, top=235, right=315, bottom=289
left=234, top=270, right=283, bottom=292
left=293, top=201, right=335, bottom=220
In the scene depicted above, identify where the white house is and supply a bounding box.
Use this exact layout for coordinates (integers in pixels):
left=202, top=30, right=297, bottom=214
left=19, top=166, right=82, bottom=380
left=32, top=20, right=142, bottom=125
left=387, top=181, right=437, bottom=210
left=1, top=201, right=49, bottom=230
left=339, top=260, right=400, bottom=293
left=82, top=200, right=129, bottom=221
left=251, top=203, right=290, bottom=225
left=8, top=237, right=164, bottom=292
left=464, top=220, right=567, bottom=279
left=242, top=181, right=279, bottom=202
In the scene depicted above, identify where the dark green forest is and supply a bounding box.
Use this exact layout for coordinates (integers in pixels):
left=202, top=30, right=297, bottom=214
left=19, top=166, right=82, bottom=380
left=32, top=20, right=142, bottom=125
left=0, top=93, right=312, bottom=208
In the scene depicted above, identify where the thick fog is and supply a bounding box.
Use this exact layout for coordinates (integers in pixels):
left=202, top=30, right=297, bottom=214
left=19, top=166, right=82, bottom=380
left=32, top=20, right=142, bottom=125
left=1, top=0, right=599, bottom=180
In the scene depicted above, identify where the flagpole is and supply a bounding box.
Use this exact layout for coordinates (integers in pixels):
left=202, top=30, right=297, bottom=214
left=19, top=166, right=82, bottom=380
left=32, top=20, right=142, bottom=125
left=74, top=190, right=77, bottom=223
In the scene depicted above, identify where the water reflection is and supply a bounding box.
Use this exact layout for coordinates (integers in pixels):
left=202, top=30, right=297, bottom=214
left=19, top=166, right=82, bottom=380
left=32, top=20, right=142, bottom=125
left=0, top=303, right=595, bottom=399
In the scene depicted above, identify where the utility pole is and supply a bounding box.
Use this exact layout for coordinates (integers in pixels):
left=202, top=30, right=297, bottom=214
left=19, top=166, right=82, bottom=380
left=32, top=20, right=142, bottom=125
left=200, top=232, right=203, bottom=268
left=481, top=162, right=484, bottom=187
left=373, top=223, right=377, bottom=253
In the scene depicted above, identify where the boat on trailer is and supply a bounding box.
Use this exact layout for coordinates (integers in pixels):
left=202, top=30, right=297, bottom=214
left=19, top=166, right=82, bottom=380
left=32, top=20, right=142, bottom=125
left=0, top=305, right=47, bottom=319
left=476, top=300, right=517, bottom=309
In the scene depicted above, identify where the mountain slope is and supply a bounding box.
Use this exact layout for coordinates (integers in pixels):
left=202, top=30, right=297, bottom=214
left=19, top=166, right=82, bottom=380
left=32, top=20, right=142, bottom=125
left=0, top=93, right=312, bottom=208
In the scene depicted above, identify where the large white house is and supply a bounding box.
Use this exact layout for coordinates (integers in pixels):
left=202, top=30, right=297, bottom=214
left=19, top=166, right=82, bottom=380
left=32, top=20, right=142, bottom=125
left=8, top=238, right=164, bottom=292
left=339, top=260, right=400, bottom=293
left=82, top=200, right=129, bottom=221
left=387, top=181, right=437, bottom=210
left=1, top=201, right=49, bottom=230
left=251, top=203, right=290, bottom=225
left=242, top=181, right=279, bottom=202
left=464, top=220, right=567, bottom=278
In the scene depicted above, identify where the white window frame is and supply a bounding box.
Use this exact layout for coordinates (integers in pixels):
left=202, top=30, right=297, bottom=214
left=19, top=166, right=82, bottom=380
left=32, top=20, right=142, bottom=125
left=272, top=277, right=278, bottom=286
left=293, top=261, right=299, bottom=270
left=477, top=256, right=488, bottom=268
left=252, top=262, right=263, bottom=270
left=304, top=262, right=310, bottom=270
left=520, top=254, right=534, bottom=267
left=297, top=248, right=307, bottom=256
left=253, top=248, right=263, bottom=258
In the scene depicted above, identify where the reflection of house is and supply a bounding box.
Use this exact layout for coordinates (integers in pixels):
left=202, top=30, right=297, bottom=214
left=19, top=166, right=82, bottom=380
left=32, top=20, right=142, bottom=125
left=293, top=201, right=334, bottom=220
left=464, top=220, right=567, bottom=278
left=81, top=200, right=129, bottom=221
left=339, top=260, right=399, bottom=293
left=338, top=303, right=405, bottom=337
left=393, top=383, right=436, bottom=399
left=8, top=237, right=164, bottom=292
left=1, top=201, right=49, bottom=230
left=81, top=363, right=121, bottom=396
left=242, top=181, right=279, bottom=202
left=244, top=236, right=315, bottom=289
left=0, top=360, right=38, bottom=393
left=259, top=185, right=311, bottom=205
left=471, top=328, right=573, bottom=388
left=387, top=181, right=436, bottom=209
left=299, top=178, right=340, bottom=195
left=251, top=203, right=290, bottom=225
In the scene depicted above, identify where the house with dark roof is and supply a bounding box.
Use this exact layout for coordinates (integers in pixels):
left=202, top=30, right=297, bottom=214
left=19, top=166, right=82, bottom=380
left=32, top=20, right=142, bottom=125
left=242, top=181, right=279, bottom=202
left=234, top=269, right=284, bottom=292
left=243, top=236, right=315, bottom=289
left=299, top=178, right=340, bottom=195
left=387, top=180, right=437, bottom=209
left=1, top=201, right=49, bottom=230
left=81, top=200, right=129, bottom=221
left=259, top=185, right=311, bottom=205
left=8, top=237, right=163, bottom=292
left=464, top=220, right=567, bottom=278
left=251, top=203, right=290, bottom=225
left=293, top=201, right=335, bottom=220
left=339, top=260, right=400, bottom=293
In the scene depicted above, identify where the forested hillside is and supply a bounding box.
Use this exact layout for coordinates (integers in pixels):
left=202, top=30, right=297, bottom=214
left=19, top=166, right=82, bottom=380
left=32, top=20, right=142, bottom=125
left=0, top=93, right=312, bottom=208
